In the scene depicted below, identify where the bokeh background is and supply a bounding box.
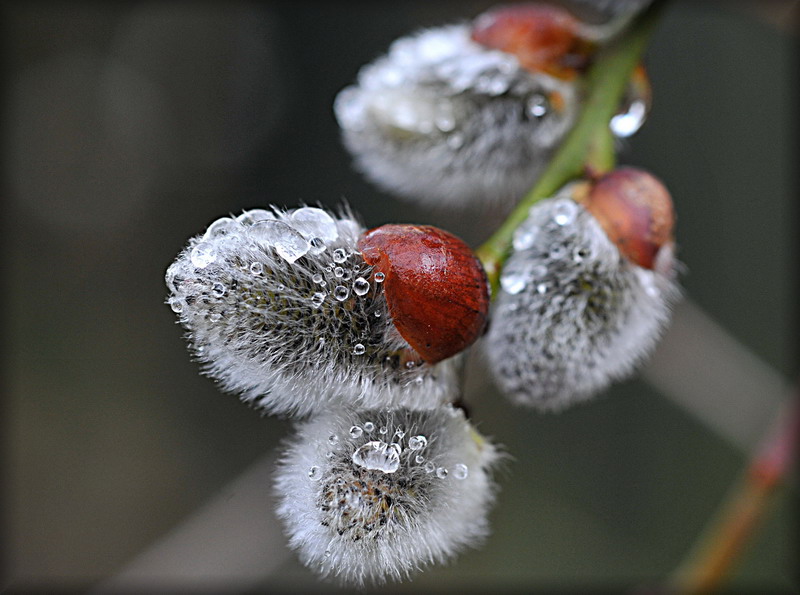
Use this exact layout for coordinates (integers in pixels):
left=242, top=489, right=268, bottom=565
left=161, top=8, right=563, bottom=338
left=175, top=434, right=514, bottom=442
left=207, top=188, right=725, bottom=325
left=3, top=0, right=797, bottom=592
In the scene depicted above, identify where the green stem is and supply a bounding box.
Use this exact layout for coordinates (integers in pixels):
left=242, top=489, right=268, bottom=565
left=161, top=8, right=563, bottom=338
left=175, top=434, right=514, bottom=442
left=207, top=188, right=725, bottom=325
left=475, top=1, right=666, bottom=295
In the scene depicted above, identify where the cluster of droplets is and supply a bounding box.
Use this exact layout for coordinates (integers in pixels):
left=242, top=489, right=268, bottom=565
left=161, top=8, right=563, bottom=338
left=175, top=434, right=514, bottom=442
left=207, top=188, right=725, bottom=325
left=274, top=406, right=499, bottom=586
left=487, top=189, right=680, bottom=411
left=165, top=206, right=459, bottom=417
left=334, top=23, right=579, bottom=209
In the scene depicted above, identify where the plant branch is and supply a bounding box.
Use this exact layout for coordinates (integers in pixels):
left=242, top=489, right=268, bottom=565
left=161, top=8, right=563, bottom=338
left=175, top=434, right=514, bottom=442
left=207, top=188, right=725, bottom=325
left=476, top=1, right=667, bottom=295
left=668, top=389, right=799, bottom=593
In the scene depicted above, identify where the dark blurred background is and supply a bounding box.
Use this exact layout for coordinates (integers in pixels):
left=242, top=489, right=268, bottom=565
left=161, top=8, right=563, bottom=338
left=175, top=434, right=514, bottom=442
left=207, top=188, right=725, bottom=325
left=2, top=1, right=797, bottom=592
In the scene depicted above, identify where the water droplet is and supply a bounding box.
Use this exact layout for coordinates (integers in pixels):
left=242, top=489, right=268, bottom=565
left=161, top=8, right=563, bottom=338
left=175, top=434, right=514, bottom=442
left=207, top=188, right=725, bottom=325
left=513, top=225, right=537, bottom=251
left=353, top=277, right=370, bottom=296
left=553, top=200, right=578, bottom=226
left=237, top=209, right=274, bottom=226
left=308, top=237, right=327, bottom=255
left=311, top=292, right=326, bottom=308
left=251, top=220, right=310, bottom=263
left=168, top=298, right=184, bottom=313
left=536, top=283, right=548, bottom=294
left=415, top=455, right=425, bottom=464
left=349, top=425, right=363, bottom=439
left=394, top=428, right=405, bottom=439
left=447, top=132, right=465, bottom=149
left=374, top=310, right=382, bottom=318
left=312, top=273, right=324, bottom=284
left=334, top=267, right=344, bottom=278
left=328, top=434, right=339, bottom=445
left=363, top=421, right=375, bottom=433
left=351, top=441, right=401, bottom=473
left=333, top=248, right=348, bottom=263
left=453, top=463, right=469, bottom=480
left=526, top=93, right=549, bottom=119
left=334, top=285, right=349, bottom=301
left=611, top=71, right=650, bottom=138
left=436, top=467, right=448, bottom=479
left=353, top=343, right=366, bottom=355
left=378, top=426, right=388, bottom=435
left=250, top=262, right=264, bottom=275
left=424, top=462, right=435, bottom=473
left=408, top=435, right=427, bottom=450
left=405, top=361, right=417, bottom=369
left=324, top=549, right=332, bottom=558
left=341, top=269, right=352, bottom=281
left=326, top=450, right=335, bottom=459
left=211, top=282, right=226, bottom=297
left=374, top=272, right=386, bottom=283
left=204, top=217, right=237, bottom=240
left=290, top=207, right=339, bottom=242
left=190, top=242, right=216, bottom=269
left=308, top=466, right=321, bottom=480
left=500, top=270, right=527, bottom=295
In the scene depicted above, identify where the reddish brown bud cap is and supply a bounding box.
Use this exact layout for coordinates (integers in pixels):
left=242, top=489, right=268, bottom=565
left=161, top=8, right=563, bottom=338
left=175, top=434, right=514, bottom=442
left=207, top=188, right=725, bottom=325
left=358, top=224, right=490, bottom=364
left=578, top=167, right=675, bottom=269
left=471, top=3, right=591, bottom=78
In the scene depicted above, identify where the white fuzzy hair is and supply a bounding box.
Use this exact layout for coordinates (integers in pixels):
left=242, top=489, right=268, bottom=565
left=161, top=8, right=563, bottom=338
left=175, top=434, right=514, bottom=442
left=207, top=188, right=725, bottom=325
left=485, top=195, right=681, bottom=411
left=274, top=405, right=501, bottom=586
left=166, top=207, right=459, bottom=417
left=334, top=24, right=578, bottom=210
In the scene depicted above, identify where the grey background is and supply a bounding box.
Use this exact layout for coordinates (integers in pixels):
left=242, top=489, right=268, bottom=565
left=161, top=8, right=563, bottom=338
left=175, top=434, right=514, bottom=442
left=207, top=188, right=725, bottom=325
left=3, top=1, right=796, bottom=592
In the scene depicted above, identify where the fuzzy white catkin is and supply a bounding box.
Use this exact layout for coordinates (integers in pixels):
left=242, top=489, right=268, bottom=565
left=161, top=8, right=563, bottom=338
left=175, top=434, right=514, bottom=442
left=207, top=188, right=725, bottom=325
left=274, top=406, right=501, bottom=586
left=165, top=207, right=458, bottom=417
left=486, top=195, right=680, bottom=411
left=334, top=24, right=577, bottom=209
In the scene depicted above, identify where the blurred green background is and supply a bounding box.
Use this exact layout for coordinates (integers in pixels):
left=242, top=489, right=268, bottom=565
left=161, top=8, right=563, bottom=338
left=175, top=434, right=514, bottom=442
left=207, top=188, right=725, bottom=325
left=3, top=1, right=797, bottom=592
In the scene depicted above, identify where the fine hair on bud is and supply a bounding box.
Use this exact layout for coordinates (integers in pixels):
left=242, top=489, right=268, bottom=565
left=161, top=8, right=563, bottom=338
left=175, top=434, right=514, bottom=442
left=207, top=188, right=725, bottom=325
left=486, top=191, right=680, bottom=411
left=274, top=405, right=501, bottom=586
left=165, top=206, right=458, bottom=417
left=334, top=22, right=577, bottom=210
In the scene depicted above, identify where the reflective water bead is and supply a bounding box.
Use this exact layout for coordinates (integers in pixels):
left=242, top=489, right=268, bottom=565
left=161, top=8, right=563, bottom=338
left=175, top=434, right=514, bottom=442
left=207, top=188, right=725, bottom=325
left=526, top=93, right=549, bottom=119
left=353, top=277, right=370, bottom=296
left=203, top=217, right=237, bottom=240
left=353, top=343, right=366, bottom=355
left=349, top=425, right=363, bottom=439
left=311, top=292, right=326, bottom=308
left=211, top=282, right=226, bottom=297
left=424, top=462, right=435, bottom=473
left=334, top=267, right=344, bottom=278
left=415, top=455, right=425, bottom=464
left=341, top=269, right=352, bottom=281
left=250, top=261, right=264, bottom=275
left=351, top=440, right=401, bottom=473
left=190, top=242, right=216, bottom=269
left=251, top=220, right=310, bottom=263
left=308, top=237, right=327, bottom=255
left=334, top=285, right=350, bottom=301
left=236, top=209, right=274, bottom=226
left=308, top=465, right=321, bottom=480
left=552, top=200, right=578, bottom=226
left=500, top=270, right=527, bottom=295
left=453, top=463, right=469, bottom=480
left=374, top=310, right=382, bottom=318
left=536, top=283, right=548, bottom=294
left=436, top=467, right=448, bottom=479
left=290, top=207, right=339, bottom=242
left=374, top=271, right=386, bottom=283
left=312, top=273, right=324, bottom=284
left=408, top=435, right=427, bottom=450
left=168, top=298, right=184, bottom=313
left=333, top=248, right=348, bottom=263
left=363, top=421, right=375, bottom=433
left=328, top=434, right=339, bottom=445
left=378, top=426, right=388, bottom=435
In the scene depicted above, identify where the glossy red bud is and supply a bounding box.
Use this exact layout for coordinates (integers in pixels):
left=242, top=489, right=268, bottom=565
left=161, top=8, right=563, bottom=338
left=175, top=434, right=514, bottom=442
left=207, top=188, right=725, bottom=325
left=579, top=167, right=675, bottom=269
left=358, top=224, right=490, bottom=364
left=471, top=3, right=593, bottom=79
